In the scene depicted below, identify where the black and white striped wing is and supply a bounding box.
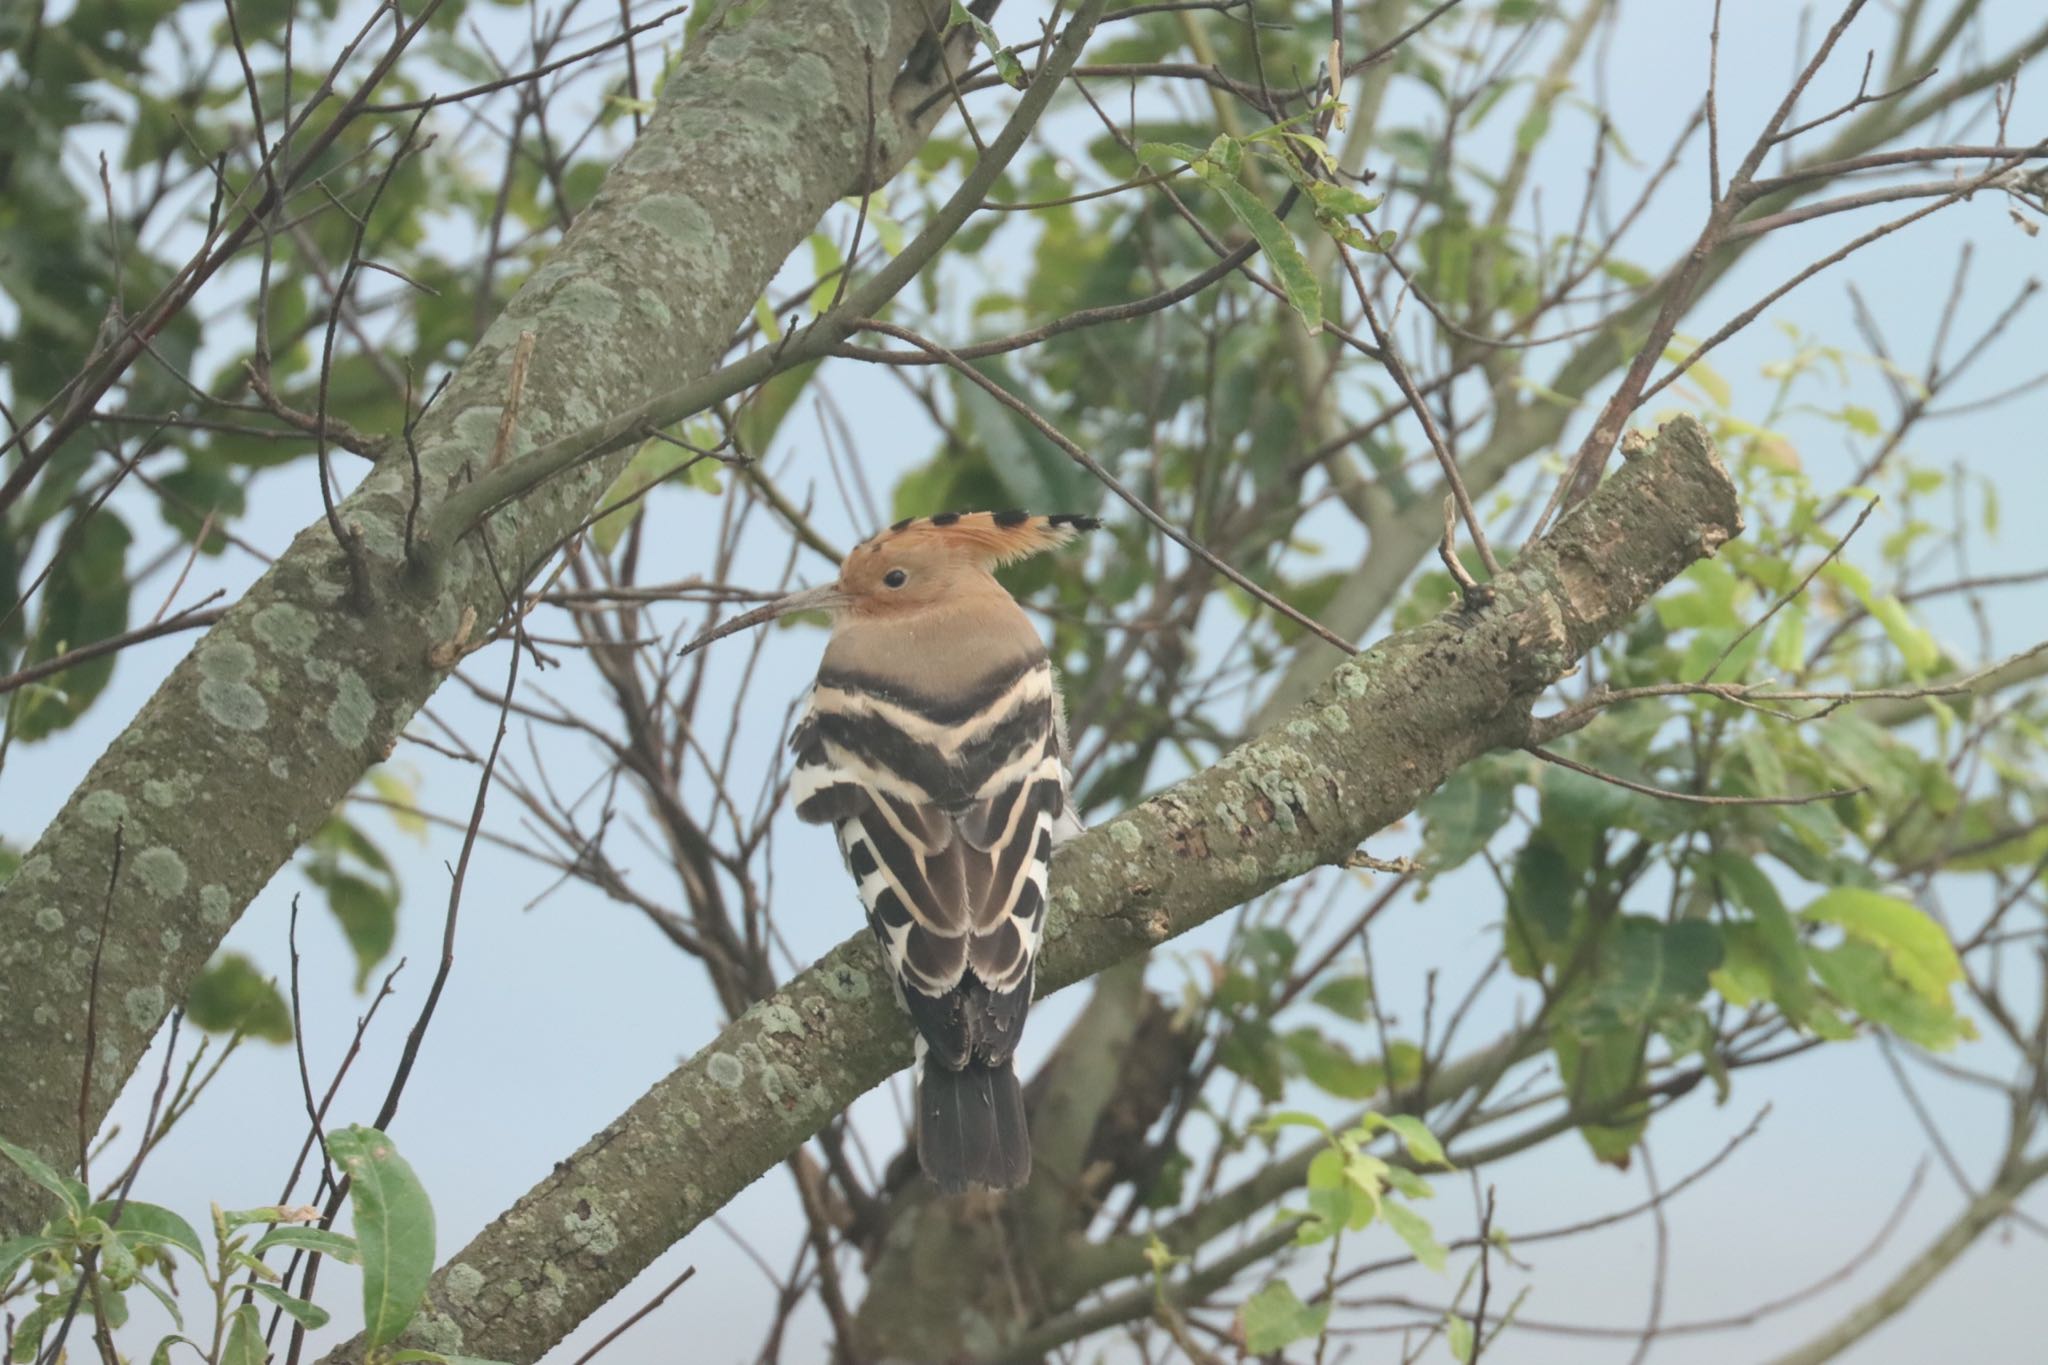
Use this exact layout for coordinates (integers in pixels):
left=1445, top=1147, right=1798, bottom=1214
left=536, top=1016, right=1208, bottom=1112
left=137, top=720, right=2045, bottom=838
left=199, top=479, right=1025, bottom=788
left=789, top=659, right=1067, bottom=1069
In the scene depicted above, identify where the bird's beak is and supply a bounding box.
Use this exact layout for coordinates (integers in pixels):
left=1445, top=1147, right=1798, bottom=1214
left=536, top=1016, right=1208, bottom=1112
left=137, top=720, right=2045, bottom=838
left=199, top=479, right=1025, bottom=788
left=678, top=583, right=845, bottom=657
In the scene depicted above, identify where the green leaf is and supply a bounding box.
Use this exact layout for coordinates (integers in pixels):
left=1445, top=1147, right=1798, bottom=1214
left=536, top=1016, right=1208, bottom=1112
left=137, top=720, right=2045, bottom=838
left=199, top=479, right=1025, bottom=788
left=1418, top=758, right=1518, bottom=872
left=1705, top=852, right=1815, bottom=1021
left=1808, top=941, right=1973, bottom=1050
left=734, top=358, right=821, bottom=459
left=1552, top=1025, right=1647, bottom=1167
left=91, top=1200, right=205, bottom=1263
left=186, top=953, right=294, bottom=1043
left=591, top=427, right=726, bottom=554
left=1310, top=974, right=1372, bottom=1022
left=10, top=1295, right=64, bottom=1363
left=1303, top=179, right=1381, bottom=218
left=1380, top=1199, right=1447, bottom=1271
left=805, top=231, right=844, bottom=315
left=13, top=511, right=132, bottom=742
left=368, top=767, right=429, bottom=842
left=329, top=1126, right=437, bottom=1350
left=0, top=1235, right=64, bottom=1286
left=1241, top=1280, right=1330, bottom=1353
left=1135, top=140, right=1210, bottom=171
left=252, top=1282, right=331, bottom=1330
left=1507, top=835, right=1575, bottom=968
left=0, top=1135, right=87, bottom=1218
left=1191, top=161, right=1321, bottom=334
left=321, top=870, right=399, bottom=993
left=1369, top=1114, right=1453, bottom=1169
left=151, top=1335, right=199, bottom=1365
left=1868, top=595, right=1940, bottom=677
left=948, top=0, right=1023, bottom=86
left=948, top=357, right=1101, bottom=512
left=1253, top=1111, right=1330, bottom=1137
left=1799, top=888, right=1961, bottom=1003
left=253, top=1225, right=360, bottom=1264
left=1286, top=1028, right=1385, bottom=1100
left=1446, top=1313, right=1476, bottom=1362
left=220, top=1304, right=264, bottom=1365
left=129, top=1270, right=184, bottom=1330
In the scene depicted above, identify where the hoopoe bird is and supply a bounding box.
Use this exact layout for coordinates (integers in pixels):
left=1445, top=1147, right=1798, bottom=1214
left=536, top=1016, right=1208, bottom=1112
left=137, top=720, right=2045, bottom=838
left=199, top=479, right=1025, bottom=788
left=685, top=510, right=1097, bottom=1191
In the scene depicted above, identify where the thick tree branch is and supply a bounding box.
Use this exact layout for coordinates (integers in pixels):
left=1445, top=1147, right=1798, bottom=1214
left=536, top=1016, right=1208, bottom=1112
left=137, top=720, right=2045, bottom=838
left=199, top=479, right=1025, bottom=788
left=0, top=0, right=958, bottom=1237
left=316, top=416, right=1740, bottom=1365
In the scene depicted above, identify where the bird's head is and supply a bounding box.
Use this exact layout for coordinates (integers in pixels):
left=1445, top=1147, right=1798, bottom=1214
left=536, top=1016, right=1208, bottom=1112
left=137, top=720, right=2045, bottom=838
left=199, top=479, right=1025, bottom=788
left=680, top=510, right=1098, bottom=654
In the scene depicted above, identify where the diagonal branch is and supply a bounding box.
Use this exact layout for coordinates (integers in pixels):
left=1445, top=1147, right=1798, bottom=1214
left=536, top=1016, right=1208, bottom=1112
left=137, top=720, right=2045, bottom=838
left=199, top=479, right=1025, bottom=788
left=315, top=415, right=1741, bottom=1365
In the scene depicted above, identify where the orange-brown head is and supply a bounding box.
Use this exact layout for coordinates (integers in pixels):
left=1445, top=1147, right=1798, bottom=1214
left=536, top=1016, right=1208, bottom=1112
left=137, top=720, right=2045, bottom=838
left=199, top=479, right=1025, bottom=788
left=679, top=511, right=1098, bottom=655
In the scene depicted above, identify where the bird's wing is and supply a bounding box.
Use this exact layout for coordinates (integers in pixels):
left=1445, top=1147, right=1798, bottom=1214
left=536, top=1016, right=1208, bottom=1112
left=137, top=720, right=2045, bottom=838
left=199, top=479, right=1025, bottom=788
left=791, top=658, right=1065, bottom=1069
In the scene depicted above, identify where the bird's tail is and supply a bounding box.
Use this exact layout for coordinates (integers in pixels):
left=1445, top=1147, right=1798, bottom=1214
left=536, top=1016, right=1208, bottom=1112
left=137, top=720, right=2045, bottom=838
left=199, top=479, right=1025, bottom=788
left=917, top=1054, right=1031, bottom=1193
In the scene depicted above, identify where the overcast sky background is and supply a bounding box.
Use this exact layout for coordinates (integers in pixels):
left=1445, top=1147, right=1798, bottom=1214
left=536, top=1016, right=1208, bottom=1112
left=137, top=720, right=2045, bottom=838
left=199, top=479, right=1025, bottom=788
left=8, top=1, right=2048, bottom=1361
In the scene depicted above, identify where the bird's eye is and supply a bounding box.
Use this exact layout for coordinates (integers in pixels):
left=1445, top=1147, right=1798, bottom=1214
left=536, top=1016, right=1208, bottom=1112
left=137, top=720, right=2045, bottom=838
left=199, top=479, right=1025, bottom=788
left=883, top=569, right=908, bottom=589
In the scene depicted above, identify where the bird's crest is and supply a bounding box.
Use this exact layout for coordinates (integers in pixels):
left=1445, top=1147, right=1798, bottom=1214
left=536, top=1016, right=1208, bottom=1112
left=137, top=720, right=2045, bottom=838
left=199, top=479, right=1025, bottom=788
left=856, top=510, right=1100, bottom=570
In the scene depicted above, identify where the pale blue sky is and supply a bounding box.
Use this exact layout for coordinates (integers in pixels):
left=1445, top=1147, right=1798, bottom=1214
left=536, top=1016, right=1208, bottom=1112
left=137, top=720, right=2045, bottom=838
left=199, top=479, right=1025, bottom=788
left=9, top=2, right=2047, bottom=1361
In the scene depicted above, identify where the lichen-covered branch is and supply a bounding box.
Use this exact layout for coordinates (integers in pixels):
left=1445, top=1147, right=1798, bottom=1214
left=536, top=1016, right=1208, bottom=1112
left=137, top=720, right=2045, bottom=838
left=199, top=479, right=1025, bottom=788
left=315, top=417, right=1741, bottom=1365
left=0, top=0, right=956, bottom=1237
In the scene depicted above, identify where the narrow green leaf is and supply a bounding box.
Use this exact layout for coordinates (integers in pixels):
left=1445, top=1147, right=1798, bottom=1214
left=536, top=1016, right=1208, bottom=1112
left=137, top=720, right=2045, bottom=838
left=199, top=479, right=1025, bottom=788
left=1446, top=1313, right=1476, bottom=1362
left=329, top=1125, right=437, bottom=1350
left=253, top=1282, right=331, bottom=1330
left=1135, top=140, right=1210, bottom=171
left=949, top=1, right=1023, bottom=86
left=129, top=1270, right=185, bottom=1330
left=1191, top=162, right=1322, bottom=333
left=220, top=1304, right=264, bottom=1365
left=1252, top=1110, right=1330, bottom=1136
left=1706, top=853, right=1815, bottom=1021
left=0, top=1136, right=87, bottom=1218
left=253, top=1225, right=360, bottom=1265
left=1241, top=1280, right=1330, bottom=1352
left=1381, top=1199, right=1448, bottom=1271
left=1868, top=595, right=1940, bottom=676
left=150, top=1335, right=199, bottom=1365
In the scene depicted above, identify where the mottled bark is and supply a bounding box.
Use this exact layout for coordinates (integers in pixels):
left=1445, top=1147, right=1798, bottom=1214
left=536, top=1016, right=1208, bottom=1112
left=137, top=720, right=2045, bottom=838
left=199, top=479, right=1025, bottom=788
left=0, top=0, right=954, bottom=1236
left=316, top=417, right=1740, bottom=1365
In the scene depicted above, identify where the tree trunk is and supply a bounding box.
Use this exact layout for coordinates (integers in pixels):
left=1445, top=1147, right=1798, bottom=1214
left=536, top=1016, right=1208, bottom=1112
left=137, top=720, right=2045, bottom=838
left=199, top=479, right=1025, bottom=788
left=0, top=0, right=957, bottom=1238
